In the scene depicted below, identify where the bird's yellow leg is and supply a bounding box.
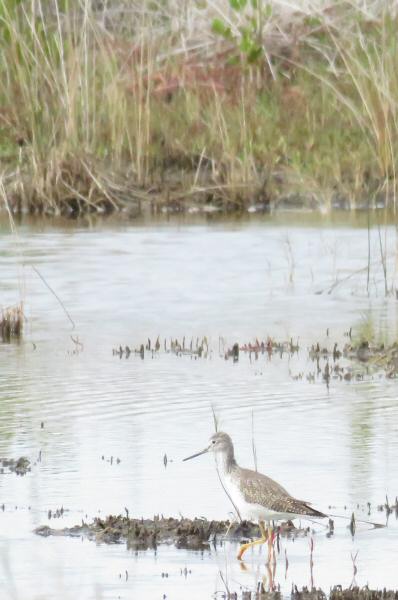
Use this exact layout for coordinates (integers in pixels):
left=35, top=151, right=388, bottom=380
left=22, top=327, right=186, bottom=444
left=237, top=535, right=267, bottom=561
left=237, top=521, right=268, bottom=561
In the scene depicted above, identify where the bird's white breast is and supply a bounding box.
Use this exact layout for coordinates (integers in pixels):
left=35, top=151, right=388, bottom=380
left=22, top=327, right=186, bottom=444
left=222, top=473, right=301, bottom=523
left=222, top=473, right=253, bottom=519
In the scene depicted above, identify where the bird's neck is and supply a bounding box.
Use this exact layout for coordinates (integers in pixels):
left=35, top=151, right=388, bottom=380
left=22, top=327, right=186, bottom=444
left=218, top=448, right=237, bottom=474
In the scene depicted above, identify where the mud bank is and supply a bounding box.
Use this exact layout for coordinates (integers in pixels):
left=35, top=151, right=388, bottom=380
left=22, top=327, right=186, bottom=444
left=35, top=515, right=306, bottom=551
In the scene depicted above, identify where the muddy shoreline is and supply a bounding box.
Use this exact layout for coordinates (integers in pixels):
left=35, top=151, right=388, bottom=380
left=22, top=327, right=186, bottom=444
left=1, top=185, right=394, bottom=219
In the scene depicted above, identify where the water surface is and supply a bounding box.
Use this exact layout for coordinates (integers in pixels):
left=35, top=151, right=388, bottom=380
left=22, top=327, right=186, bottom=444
left=1, top=212, right=398, bottom=599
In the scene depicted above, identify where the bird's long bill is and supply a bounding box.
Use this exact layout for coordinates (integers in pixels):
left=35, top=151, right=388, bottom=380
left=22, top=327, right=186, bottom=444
left=183, top=446, right=209, bottom=461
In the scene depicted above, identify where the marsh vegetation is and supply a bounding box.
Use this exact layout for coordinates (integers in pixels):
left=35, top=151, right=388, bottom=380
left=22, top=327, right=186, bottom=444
left=1, top=1, right=398, bottom=215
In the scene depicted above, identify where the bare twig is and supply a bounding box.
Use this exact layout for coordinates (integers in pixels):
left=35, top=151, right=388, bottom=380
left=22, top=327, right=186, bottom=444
left=29, top=265, right=75, bottom=330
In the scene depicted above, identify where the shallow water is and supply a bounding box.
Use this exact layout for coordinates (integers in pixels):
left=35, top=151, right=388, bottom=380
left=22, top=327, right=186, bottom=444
left=1, top=212, right=398, bottom=599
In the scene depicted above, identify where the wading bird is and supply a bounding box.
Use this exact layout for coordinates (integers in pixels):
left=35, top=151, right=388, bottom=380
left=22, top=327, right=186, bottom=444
left=183, top=431, right=326, bottom=561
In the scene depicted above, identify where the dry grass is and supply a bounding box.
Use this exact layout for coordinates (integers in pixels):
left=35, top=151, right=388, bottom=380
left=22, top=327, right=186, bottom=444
left=0, top=1, right=398, bottom=215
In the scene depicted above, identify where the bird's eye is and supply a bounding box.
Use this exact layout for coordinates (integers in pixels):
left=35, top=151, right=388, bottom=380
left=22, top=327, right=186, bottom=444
left=212, top=440, right=216, bottom=444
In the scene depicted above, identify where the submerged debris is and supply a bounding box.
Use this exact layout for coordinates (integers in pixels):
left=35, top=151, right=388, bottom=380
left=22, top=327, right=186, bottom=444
left=377, top=496, right=398, bottom=517
left=111, top=332, right=398, bottom=384
left=112, top=336, right=210, bottom=359
left=227, top=337, right=300, bottom=359
left=229, top=342, right=240, bottom=362
left=34, top=515, right=306, bottom=550
left=0, top=456, right=31, bottom=475
left=47, top=507, right=66, bottom=520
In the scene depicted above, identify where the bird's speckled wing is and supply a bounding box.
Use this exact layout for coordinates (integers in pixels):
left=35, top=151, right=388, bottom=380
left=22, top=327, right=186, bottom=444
left=236, top=467, right=325, bottom=517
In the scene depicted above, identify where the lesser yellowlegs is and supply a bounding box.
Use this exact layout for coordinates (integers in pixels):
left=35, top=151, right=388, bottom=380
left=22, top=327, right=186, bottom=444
left=183, top=431, right=326, bottom=561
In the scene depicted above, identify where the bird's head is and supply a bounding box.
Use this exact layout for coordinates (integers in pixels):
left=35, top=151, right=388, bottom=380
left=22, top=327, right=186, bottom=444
left=183, top=431, right=233, bottom=461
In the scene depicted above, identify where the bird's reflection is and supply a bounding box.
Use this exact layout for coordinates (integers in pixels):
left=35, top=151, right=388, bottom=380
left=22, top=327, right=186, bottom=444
left=238, top=558, right=277, bottom=591
left=232, top=533, right=319, bottom=594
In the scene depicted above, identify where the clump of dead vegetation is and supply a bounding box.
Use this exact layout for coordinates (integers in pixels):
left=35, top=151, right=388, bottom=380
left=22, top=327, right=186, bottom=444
left=0, top=303, right=23, bottom=342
